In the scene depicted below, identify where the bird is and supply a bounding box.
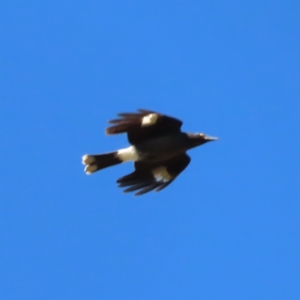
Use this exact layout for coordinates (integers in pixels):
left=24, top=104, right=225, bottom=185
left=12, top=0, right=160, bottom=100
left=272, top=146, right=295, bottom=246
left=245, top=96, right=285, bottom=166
left=82, top=109, right=218, bottom=196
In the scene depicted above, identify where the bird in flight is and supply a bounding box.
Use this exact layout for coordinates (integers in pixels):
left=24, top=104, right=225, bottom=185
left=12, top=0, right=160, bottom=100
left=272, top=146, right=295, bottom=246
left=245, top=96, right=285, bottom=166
left=82, top=109, right=218, bottom=196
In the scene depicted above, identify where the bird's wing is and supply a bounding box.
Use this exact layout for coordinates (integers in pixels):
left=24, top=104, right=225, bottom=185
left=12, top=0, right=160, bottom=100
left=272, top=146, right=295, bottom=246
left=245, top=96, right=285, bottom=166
left=106, top=109, right=183, bottom=144
left=117, top=153, right=191, bottom=196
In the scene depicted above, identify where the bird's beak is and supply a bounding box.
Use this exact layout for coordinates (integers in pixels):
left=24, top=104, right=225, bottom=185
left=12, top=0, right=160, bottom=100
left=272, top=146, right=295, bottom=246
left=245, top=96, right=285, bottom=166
left=204, top=135, right=219, bottom=141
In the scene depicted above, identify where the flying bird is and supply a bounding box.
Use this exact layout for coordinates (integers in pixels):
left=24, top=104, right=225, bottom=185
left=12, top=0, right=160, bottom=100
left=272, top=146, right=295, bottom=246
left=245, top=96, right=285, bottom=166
left=82, top=109, right=218, bottom=196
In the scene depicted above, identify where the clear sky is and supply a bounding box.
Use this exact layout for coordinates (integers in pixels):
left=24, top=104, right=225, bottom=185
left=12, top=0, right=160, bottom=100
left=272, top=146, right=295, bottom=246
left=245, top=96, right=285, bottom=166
left=1, top=1, right=299, bottom=299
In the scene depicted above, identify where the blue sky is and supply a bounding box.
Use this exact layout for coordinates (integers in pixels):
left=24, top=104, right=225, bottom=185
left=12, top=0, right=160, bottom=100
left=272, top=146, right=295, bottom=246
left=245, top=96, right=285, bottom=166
left=1, top=1, right=299, bottom=299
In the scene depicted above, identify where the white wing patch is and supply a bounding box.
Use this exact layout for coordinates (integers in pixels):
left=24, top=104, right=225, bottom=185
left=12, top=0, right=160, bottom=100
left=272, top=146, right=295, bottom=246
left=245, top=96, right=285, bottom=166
left=152, top=166, right=172, bottom=182
left=141, top=113, right=159, bottom=126
left=117, top=146, right=139, bottom=162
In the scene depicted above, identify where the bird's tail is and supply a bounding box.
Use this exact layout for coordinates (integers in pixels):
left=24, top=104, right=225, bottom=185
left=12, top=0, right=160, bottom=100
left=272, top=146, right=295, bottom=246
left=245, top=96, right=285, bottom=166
left=82, top=152, right=122, bottom=174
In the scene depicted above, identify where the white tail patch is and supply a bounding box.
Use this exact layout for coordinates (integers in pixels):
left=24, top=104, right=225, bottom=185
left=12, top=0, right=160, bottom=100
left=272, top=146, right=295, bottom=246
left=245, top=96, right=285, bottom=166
left=141, top=113, right=159, bottom=126
left=117, top=146, right=139, bottom=162
left=84, top=164, right=98, bottom=174
left=82, top=155, right=95, bottom=165
left=152, top=167, right=172, bottom=182
left=82, top=155, right=97, bottom=174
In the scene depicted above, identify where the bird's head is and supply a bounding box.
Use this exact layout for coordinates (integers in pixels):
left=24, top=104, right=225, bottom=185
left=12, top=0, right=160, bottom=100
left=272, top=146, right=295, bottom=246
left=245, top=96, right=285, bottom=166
left=186, top=132, right=218, bottom=149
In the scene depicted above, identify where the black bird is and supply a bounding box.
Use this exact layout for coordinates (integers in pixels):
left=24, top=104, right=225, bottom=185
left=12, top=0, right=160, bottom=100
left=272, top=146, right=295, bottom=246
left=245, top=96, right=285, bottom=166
left=82, top=109, right=218, bottom=196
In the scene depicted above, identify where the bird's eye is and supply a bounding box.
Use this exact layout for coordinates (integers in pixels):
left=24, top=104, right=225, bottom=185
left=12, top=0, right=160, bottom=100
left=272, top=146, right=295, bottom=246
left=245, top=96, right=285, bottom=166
left=199, top=133, right=205, bottom=137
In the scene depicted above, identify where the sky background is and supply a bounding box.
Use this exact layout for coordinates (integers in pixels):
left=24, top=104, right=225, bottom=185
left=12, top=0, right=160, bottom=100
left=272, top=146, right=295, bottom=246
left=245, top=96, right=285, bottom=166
left=1, top=1, right=299, bottom=299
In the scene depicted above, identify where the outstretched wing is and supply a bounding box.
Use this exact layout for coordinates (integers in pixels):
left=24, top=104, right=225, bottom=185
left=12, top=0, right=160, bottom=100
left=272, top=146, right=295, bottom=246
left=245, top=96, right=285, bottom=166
left=106, top=109, right=183, bottom=144
left=117, top=153, right=191, bottom=196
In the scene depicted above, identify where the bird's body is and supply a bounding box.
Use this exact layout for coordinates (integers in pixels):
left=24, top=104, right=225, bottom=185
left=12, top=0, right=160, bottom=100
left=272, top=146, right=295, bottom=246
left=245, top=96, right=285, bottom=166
left=134, top=132, right=190, bottom=162
left=82, top=109, right=217, bottom=195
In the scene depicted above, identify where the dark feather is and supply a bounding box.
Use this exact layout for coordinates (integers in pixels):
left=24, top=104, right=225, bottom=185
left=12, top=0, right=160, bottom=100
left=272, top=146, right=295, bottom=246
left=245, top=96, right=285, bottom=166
left=116, top=154, right=190, bottom=195
left=106, top=109, right=183, bottom=144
